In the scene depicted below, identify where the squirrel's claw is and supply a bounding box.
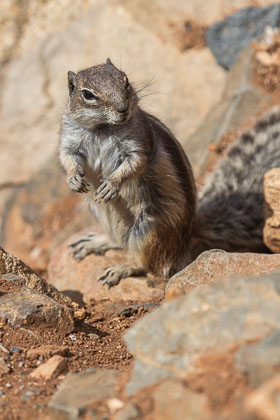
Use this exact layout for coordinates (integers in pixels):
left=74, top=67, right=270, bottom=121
left=97, top=265, right=124, bottom=288
left=67, top=173, right=90, bottom=193
left=95, top=180, right=118, bottom=203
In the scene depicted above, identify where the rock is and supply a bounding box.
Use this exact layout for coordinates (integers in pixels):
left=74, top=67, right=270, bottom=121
left=21, top=387, right=43, bottom=402
left=235, top=329, right=280, bottom=388
left=112, top=402, right=140, bottom=420
left=186, top=43, right=275, bottom=177
left=0, top=246, right=72, bottom=307
left=264, top=168, right=280, bottom=252
left=11, top=346, right=22, bottom=354
left=0, top=287, right=74, bottom=335
left=0, top=358, right=10, bottom=377
left=165, top=250, right=280, bottom=301
left=125, top=271, right=280, bottom=394
left=30, top=355, right=67, bottom=380
left=207, top=4, right=280, bottom=70
left=0, top=252, right=75, bottom=335
left=49, top=369, right=122, bottom=419
left=0, top=345, right=9, bottom=360
left=106, top=398, right=125, bottom=415
left=245, top=374, right=280, bottom=420
left=27, top=345, right=69, bottom=361
left=117, top=0, right=277, bottom=28
left=48, top=230, right=166, bottom=305
left=151, top=379, right=209, bottom=420
left=1, top=157, right=93, bottom=273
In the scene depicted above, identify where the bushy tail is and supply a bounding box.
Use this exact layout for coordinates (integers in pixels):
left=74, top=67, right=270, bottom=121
left=191, top=107, right=280, bottom=258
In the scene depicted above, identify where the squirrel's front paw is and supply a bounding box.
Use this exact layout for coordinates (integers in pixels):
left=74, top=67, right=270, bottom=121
left=95, top=179, right=119, bottom=203
left=67, top=169, right=90, bottom=193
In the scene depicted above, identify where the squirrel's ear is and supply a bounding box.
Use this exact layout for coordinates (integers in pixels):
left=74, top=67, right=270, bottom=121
left=106, top=58, right=113, bottom=66
left=68, top=71, right=77, bottom=96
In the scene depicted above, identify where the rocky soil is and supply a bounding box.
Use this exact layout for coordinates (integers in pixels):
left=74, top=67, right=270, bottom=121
left=2, top=1, right=280, bottom=419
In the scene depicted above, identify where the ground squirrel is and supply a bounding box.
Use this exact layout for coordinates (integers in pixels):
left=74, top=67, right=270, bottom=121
left=59, top=59, right=280, bottom=286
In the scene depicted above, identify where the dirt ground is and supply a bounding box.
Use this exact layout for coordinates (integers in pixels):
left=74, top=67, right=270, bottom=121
left=0, top=284, right=158, bottom=419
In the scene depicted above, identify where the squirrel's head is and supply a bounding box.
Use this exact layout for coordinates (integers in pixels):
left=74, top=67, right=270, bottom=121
left=67, top=59, right=138, bottom=129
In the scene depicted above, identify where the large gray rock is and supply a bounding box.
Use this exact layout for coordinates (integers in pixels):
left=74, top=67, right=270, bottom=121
left=207, top=4, right=280, bottom=69
left=125, top=271, right=280, bottom=394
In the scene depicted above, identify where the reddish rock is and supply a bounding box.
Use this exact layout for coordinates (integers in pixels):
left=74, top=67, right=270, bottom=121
left=1, top=158, right=93, bottom=274
left=264, top=168, right=280, bottom=253
left=0, top=246, right=72, bottom=307
left=27, top=345, right=69, bottom=361
left=30, top=355, right=68, bottom=380
left=165, top=250, right=280, bottom=301
left=0, top=287, right=74, bottom=335
left=48, top=230, right=165, bottom=305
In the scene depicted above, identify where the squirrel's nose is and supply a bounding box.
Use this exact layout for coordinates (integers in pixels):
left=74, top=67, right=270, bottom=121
left=117, top=104, right=129, bottom=114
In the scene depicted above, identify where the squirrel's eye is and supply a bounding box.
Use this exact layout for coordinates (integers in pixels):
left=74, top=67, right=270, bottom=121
left=82, top=89, right=98, bottom=100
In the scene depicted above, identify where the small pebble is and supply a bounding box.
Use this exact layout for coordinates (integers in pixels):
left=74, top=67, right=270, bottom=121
left=69, top=334, right=77, bottom=341
left=11, top=346, right=22, bottom=354
left=107, top=398, right=125, bottom=412
left=88, top=333, right=99, bottom=339
left=24, top=391, right=34, bottom=398
left=18, top=361, right=24, bottom=368
left=22, top=391, right=33, bottom=402
left=5, top=383, right=12, bottom=388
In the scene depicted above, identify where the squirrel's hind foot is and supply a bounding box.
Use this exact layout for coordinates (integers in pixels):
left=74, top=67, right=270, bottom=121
left=98, top=264, right=146, bottom=288
left=69, top=233, right=121, bottom=260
